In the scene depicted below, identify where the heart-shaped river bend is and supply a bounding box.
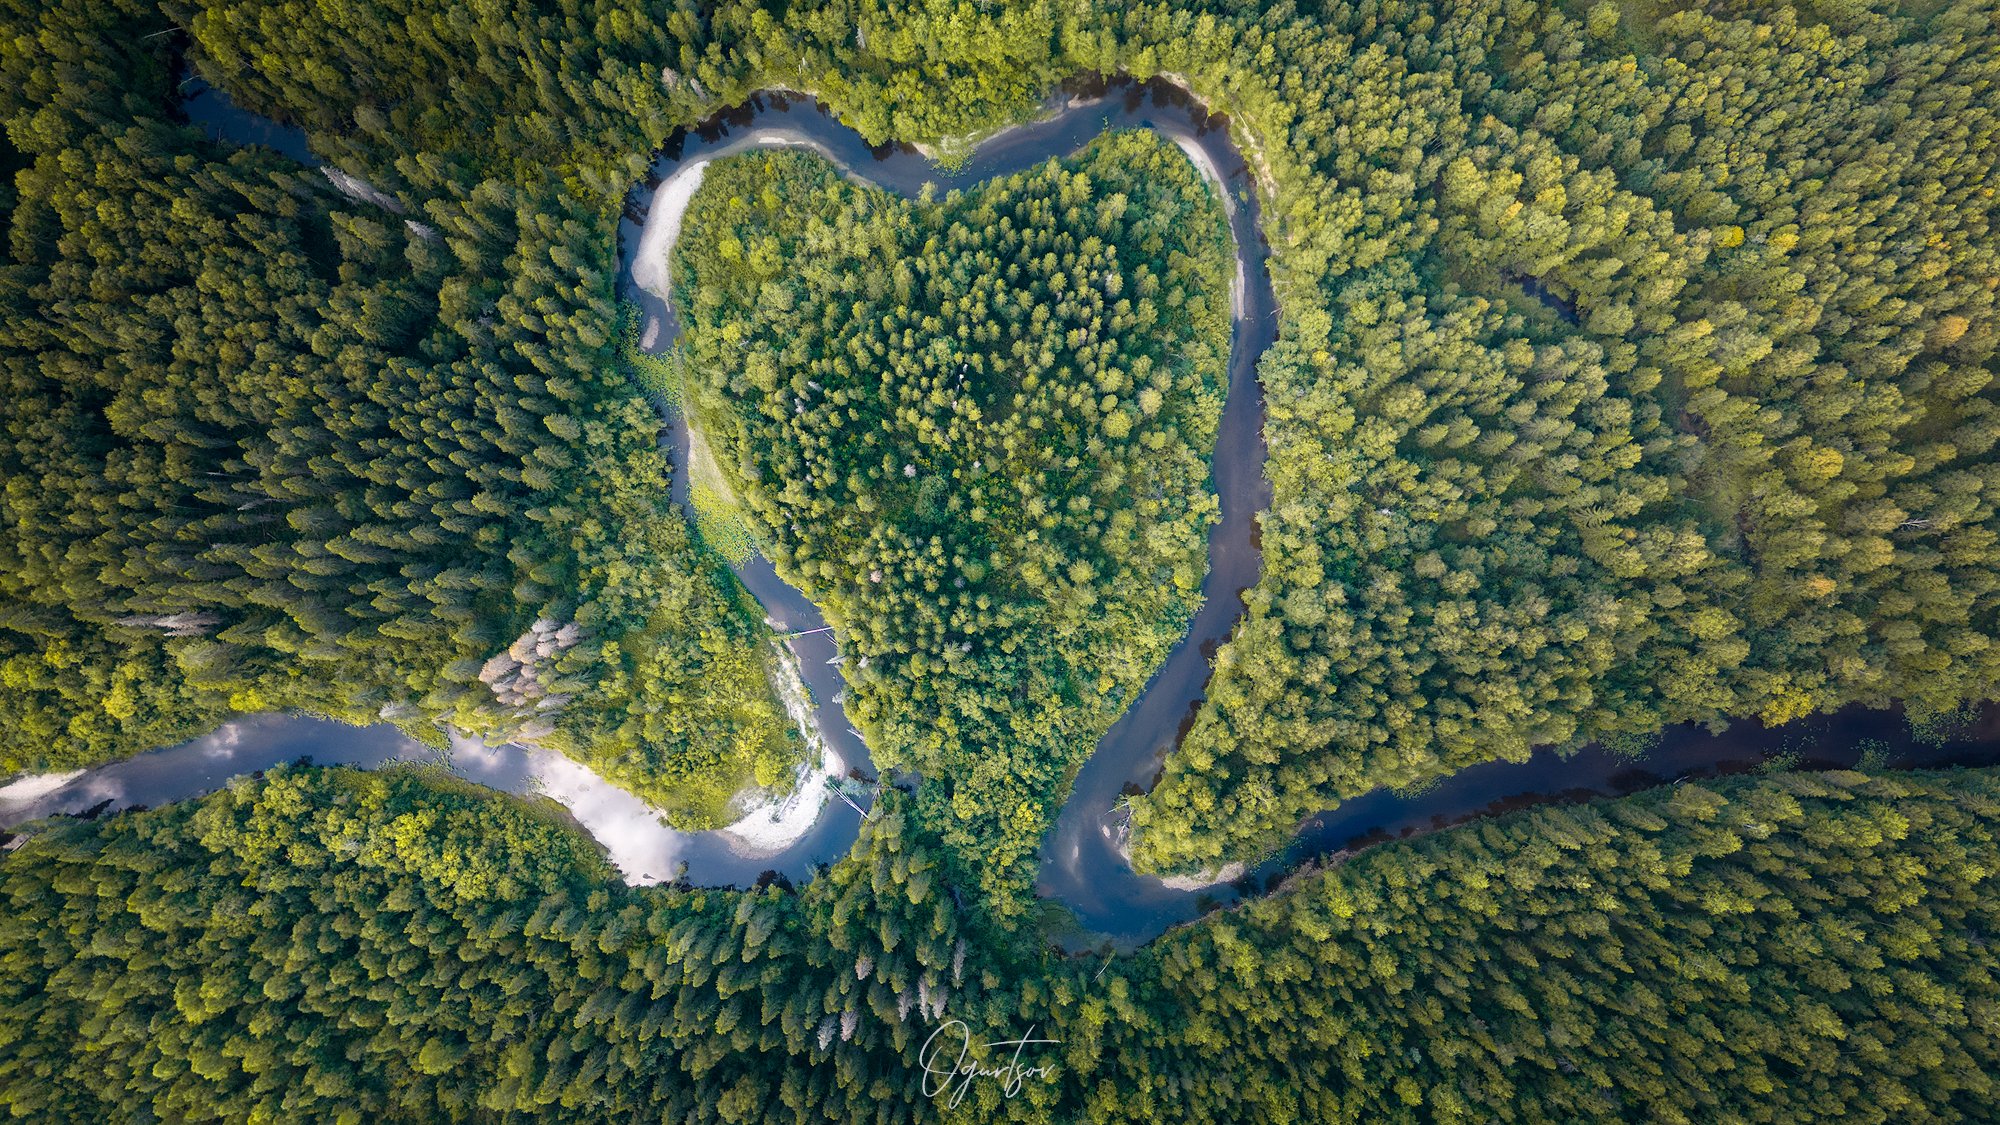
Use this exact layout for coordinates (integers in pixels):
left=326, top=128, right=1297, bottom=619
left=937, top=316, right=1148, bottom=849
left=619, top=82, right=1280, bottom=943
left=6, top=80, right=1289, bottom=945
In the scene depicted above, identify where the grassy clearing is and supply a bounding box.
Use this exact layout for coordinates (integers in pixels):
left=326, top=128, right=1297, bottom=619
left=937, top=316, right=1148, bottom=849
left=684, top=424, right=761, bottom=566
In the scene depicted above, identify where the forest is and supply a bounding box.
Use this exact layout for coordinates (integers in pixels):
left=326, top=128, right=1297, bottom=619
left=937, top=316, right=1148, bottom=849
left=0, top=0, right=797, bottom=825
left=1, top=0, right=1998, bottom=1119
left=1128, top=0, right=2000, bottom=873
left=5, top=762, right=1999, bottom=1122
left=670, top=134, right=1231, bottom=901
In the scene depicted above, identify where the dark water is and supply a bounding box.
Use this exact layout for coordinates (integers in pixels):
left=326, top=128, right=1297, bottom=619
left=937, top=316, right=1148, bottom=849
left=178, top=69, right=317, bottom=165
left=1057, top=703, right=2000, bottom=945
left=1504, top=268, right=1582, bottom=325
left=1288, top=706, right=2000, bottom=860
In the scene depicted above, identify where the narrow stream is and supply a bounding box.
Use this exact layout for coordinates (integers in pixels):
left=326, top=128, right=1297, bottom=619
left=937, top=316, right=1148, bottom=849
left=9, top=73, right=1997, bottom=948
left=1057, top=702, right=2000, bottom=943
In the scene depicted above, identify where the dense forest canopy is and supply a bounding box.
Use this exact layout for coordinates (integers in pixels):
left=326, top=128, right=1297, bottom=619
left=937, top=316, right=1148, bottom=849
left=6, top=762, right=2000, bottom=1122
left=8, top=0, right=1997, bottom=876
left=1124, top=0, right=2000, bottom=872
left=0, top=0, right=797, bottom=825
left=2, top=0, right=1999, bottom=1119
left=671, top=134, right=1232, bottom=901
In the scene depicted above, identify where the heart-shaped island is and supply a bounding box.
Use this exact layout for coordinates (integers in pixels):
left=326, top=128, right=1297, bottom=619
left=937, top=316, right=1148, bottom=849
left=668, top=130, right=1235, bottom=795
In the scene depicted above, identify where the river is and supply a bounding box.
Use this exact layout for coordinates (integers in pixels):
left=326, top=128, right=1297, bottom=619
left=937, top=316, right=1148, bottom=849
left=6, top=73, right=1996, bottom=947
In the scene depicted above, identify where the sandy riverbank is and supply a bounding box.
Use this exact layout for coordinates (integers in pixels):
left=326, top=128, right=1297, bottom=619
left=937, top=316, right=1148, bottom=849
left=0, top=770, right=86, bottom=803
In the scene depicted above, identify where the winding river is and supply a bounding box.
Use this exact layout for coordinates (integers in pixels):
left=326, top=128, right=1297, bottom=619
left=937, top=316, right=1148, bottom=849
left=614, top=79, right=1283, bottom=941
left=7, top=76, right=1999, bottom=946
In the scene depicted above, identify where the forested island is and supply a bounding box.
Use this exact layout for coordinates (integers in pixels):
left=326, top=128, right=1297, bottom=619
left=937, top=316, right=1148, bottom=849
left=4, top=0, right=2000, bottom=1120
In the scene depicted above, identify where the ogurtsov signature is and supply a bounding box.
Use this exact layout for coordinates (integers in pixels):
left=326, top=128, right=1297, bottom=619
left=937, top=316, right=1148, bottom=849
left=918, top=1020, right=1060, bottom=1108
